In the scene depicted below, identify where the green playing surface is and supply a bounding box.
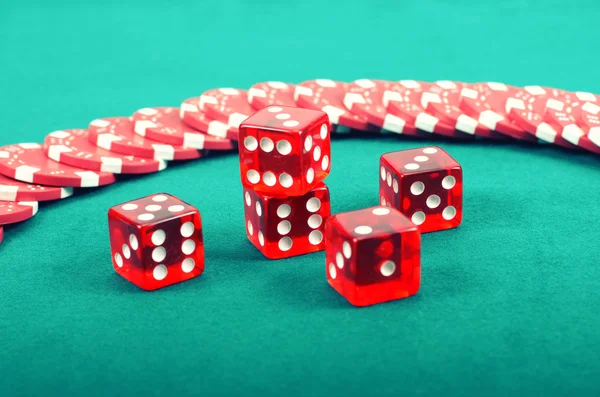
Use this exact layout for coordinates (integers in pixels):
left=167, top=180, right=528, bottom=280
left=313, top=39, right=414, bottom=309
left=1, top=1, right=600, bottom=396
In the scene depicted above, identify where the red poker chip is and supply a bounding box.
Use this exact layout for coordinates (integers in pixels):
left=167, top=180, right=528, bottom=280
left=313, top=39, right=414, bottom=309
left=383, top=81, right=463, bottom=138
left=0, top=226, right=3, bottom=243
left=43, top=129, right=167, bottom=174
left=199, top=88, right=255, bottom=133
left=543, top=100, right=583, bottom=147
left=569, top=100, right=600, bottom=154
left=248, top=81, right=297, bottom=110
left=132, top=107, right=235, bottom=151
left=0, top=173, right=73, bottom=202
left=459, top=83, right=536, bottom=142
left=342, top=79, right=423, bottom=136
left=505, top=86, right=579, bottom=149
left=88, top=117, right=203, bottom=160
left=541, top=92, right=600, bottom=153
left=0, top=143, right=116, bottom=187
left=420, top=81, right=507, bottom=140
left=295, top=79, right=372, bottom=131
left=0, top=200, right=38, bottom=225
left=180, top=98, right=239, bottom=141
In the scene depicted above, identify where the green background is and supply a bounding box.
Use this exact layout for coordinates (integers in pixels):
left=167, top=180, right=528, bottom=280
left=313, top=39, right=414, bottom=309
left=1, top=1, right=599, bottom=396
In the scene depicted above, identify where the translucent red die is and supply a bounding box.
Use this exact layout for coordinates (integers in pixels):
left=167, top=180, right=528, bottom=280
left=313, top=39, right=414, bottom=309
left=380, top=146, right=463, bottom=233
left=239, top=105, right=331, bottom=196
left=325, top=206, right=421, bottom=307
left=243, top=182, right=330, bottom=259
left=108, top=193, right=204, bottom=290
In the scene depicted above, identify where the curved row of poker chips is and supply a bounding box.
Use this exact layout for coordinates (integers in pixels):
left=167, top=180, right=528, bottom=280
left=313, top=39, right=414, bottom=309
left=1, top=79, right=598, bottom=243
left=0, top=105, right=236, bottom=233
left=251, top=79, right=600, bottom=152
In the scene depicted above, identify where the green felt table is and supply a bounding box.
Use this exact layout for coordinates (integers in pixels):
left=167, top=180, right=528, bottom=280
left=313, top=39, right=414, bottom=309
left=1, top=1, right=600, bottom=396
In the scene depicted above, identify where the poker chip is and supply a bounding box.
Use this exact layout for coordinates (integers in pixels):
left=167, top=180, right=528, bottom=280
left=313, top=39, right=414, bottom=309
left=0, top=173, right=73, bottom=202
left=505, top=86, right=579, bottom=149
left=420, top=81, right=506, bottom=140
left=0, top=200, right=38, bottom=225
left=542, top=100, right=583, bottom=148
left=540, top=92, right=600, bottom=153
left=0, top=226, right=3, bottom=244
left=295, top=79, right=373, bottom=131
left=458, top=82, right=536, bottom=142
left=0, top=143, right=116, bottom=187
left=43, top=129, right=167, bottom=174
left=198, top=88, right=255, bottom=133
left=342, top=79, right=424, bottom=136
left=248, top=81, right=297, bottom=110
left=383, top=81, right=463, bottom=138
left=567, top=100, right=600, bottom=154
left=180, top=98, right=239, bottom=141
left=132, top=107, right=235, bottom=151
left=88, top=117, right=203, bottom=161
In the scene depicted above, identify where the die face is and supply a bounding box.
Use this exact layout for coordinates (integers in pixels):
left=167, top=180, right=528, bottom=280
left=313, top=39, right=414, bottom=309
left=243, top=182, right=330, bottom=259
left=324, top=217, right=358, bottom=304
left=325, top=207, right=421, bottom=307
left=109, top=193, right=197, bottom=225
left=380, top=147, right=463, bottom=233
left=242, top=105, right=326, bottom=131
left=239, top=106, right=331, bottom=196
left=382, top=146, right=460, bottom=174
left=108, top=193, right=205, bottom=290
left=108, top=215, right=145, bottom=286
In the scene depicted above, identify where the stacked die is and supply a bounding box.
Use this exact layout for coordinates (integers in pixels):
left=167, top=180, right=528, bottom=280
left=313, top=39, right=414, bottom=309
left=238, top=106, right=332, bottom=259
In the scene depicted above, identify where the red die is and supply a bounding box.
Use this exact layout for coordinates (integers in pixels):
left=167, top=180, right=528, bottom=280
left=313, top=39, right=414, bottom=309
left=108, top=193, right=204, bottom=290
left=380, top=147, right=463, bottom=233
left=239, top=105, right=331, bottom=196
left=243, top=182, right=330, bottom=259
left=325, top=206, right=421, bottom=307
